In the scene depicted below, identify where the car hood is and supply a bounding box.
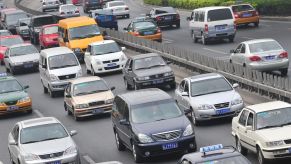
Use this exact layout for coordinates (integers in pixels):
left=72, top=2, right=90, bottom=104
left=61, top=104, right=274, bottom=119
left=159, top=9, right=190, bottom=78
left=134, top=66, right=172, bottom=77
left=257, top=125, right=291, bottom=142
left=49, top=65, right=81, bottom=76
left=91, top=51, right=124, bottom=61
left=73, top=90, right=114, bottom=104
left=21, top=137, right=74, bottom=155
left=0, top=91, right=27, bottom=102
left=132, top=115, right=190, bottom=136
left=190, top=90, right=240, bottom=106
left=10, top=53, right=40, bottom=63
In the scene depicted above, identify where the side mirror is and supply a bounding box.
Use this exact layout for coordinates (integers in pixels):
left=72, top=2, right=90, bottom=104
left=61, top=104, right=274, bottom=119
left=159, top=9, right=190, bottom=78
left=42, top=64, right=47, bottom=69
left=181, top=92, right=189, bottom=96
left=230, top=49, right=235, bottom=53
left=123, top=27, right=128, bottom=31
left=8, top=138, right=17, bottom=145
left=166, top=60, right=172, bottom=64
left=232, top=83, right=239, bottom=89
left=119, top=119, right=130, bottom=126
left=121, top=47, right=126, bottom=51
left=111, top=86, right=116, bottom=91
left=186, top=17, right=191, bottom=21
left=246, top=126, right=252, bottom=131
left=70, top=130, right=78, bottom=136
left=23, top=85, right=29, bottom=89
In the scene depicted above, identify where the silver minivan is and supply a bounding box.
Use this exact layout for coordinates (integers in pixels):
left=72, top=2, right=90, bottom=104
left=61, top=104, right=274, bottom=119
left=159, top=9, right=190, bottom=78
left=39, top=47, right=82, bottom=98
left=187, top=6, right=236, bottom=45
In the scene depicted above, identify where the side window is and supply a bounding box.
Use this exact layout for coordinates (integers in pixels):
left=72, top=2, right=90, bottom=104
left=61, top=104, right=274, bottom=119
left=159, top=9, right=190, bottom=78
left=199, top=12, right=205, bottom=22
left=123, top=103, right=129, bottom=121
left=194, top=12, right=199, bottom=21
left=239, top=110, right=249, bottom=126
left=240, top=44, right=246, bottom=53
left=116, top=97, right=125, bottom=115
left=179, top=80, right=185, bottom=92
left=66, top=83, right=71, bottom=94
left=184, top=81, right=189, bottom=93
left=58, top=27, right=64, bottom=38
left=87, top=45, right=91, bottom=53
left=247, top=112, right=254, bottom=127
left=235, top=44, right=243, bottom=53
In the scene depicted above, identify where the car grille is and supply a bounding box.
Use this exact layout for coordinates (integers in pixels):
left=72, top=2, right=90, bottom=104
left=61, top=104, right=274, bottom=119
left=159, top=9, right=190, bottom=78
left=104, top=65, right=119, bottom=70
left=103, top=59, right=119, bottom=64
left=149, top=73, right=164, bottom=80
left=89, top=101, right=105, bottom=107
left=214, top=102, right=229, bottom=109
left=5, top=100, right=18, bottom=105
left=39, top=151, right=64, bottom=159
left=152, top=130, right=181, bottom=141
left=284, top=139, right=291, bottom=144
left=58, top=74, right=76, bottom=80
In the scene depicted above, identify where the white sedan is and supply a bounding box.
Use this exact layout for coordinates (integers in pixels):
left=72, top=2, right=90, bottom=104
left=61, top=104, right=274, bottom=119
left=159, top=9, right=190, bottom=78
left=84, top=40, right=127, bottom=75
left=103, top=1, right=130, bottom=18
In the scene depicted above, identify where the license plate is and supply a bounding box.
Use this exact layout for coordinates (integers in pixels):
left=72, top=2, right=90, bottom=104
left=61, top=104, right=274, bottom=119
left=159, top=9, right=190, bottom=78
left=162, top=143, right=178, bottom=150
left=47, top=161, right=61, bottom=164
left=92, top=108, right=104, bottom=114
left=216, top=108, right=230, bottom=115
left=144, top=31, right=153, bottom=35
left=242, top=13, right=252, bottom=17
left=107, top=63, right=117, bottom=67
left=7, top=106, right=19, bottom=111
left=265, top=56, right=275, bottom=60
left=24, top=63, right=33, bottom=68
left=153, top=79, right=163, bottom=84
left=165, top=16, right=172, bottom=20
left=215, top=25, right=226, bottom=31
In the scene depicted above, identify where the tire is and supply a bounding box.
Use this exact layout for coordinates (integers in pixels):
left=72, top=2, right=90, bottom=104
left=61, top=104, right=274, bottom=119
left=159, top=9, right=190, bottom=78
left=48, top=85, right=56, bottom=98
left=236, top=137, right=248, bottom=155
left=132, top=143, right=144, bottom=163
left=254, top=22, right=259, bottom=27
left=9, top=150, right=15, bottom=164
left=176, top=23, right=180, bottom=28
left=201, top=34, right=208, bottom=45
left=91, top=66, right=96, bottom=76
left=6, top=66, right=10, bottom=73
left=134, top=81, right=140, bottom=90
left=192, top=110, right=200, bottom=126
left=73, top=112, right=80, bottom=121
left=280, top=68, right=288, bottom=76
left=257, top=147, right=268, bottom=164
left=10, top=66, right=16, bottom=75
left=170, top=83, right=176, bottom=89
left=192, top=32, right=198, bottom=43
left=229, top=36, right=234, bottom=43
left=86, top=68, right=91, bottom=74
left=124, top=78, right=132, bottom=90
left=0, top=60, right=4, bottom=65
left=114, top=131, right=126, bottom=151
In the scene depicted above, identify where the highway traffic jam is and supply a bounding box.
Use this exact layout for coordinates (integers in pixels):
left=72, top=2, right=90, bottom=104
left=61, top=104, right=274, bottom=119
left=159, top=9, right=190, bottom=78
left=0, top=0, right=291, bottom=164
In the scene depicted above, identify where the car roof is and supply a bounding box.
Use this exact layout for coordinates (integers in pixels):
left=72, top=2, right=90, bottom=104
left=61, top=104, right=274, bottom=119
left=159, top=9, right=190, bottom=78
left=119, top=88, right=172, bottom=106
left=247, top=101, right=291, bottom=113
left=129, top=53, right=159, bottom=60
left=89, top=39, right=116, bottom=46
left=187, top=73, right=223, bottom=82
left=242, top=38, right=277, bottom=45
left=19, top=117, right=60, bottom=129
left=41, top=47, right=73, bottom=57
left=9, top=43, right=34, bottom=49
left=193, top=6, right=230, bottom=12
left=70, top=76, right=102, bottom=85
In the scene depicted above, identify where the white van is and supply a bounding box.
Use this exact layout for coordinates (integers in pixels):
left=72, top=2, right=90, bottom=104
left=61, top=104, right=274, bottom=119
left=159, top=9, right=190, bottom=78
left=39, top=47, right=82, bottom=97
left=187, top=6, right=236, bottom=45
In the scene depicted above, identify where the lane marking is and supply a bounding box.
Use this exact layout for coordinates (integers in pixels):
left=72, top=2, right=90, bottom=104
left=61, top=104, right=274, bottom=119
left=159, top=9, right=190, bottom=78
left=34, top=109, right=44, bottom=117
left=83, top=155, right=96, bottom=164
left=203, top=48, right=228, bottom=55
left=241, top=36, right=256, bottom=40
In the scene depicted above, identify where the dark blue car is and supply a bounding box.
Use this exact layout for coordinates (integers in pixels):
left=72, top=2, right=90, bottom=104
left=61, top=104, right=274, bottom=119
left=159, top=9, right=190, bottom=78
left=89, top=9, right=118, bottom=30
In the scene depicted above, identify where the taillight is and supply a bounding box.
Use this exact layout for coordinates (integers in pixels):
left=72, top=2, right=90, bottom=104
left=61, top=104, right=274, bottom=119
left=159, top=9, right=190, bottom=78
left=249, top=55, right=261, bottom=61
left=156, top=16, right=162, bottom=21
left=125, top=7, right=129, bottom=10
left=279, top=51, right=288, bottom=58
left=176, top=14, right=180, bottom=19
left=204, top=24, right=208, bottom=32
left=234, top=14, right=239, bottom=18
left=133, top=31, right=139, bottom=36
left=157, top=28, right=161, bottom=33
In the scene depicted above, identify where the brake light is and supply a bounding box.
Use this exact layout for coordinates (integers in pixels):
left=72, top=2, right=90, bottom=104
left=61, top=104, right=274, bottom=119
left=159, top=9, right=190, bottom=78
left=125, top=7, right=129, bottom=10
left=249, top=55, right=261, bottom=61
left=156, top=16, right=162, bottom=21
left=176, top=14, right=180, bottom=19
left=157, top=28, right=161, bottom=33
left=234, top=13, right=239, bottom=18
left=133, top=31, right=139, bottom=36
left=204, top=24, right=208, bottom=32
left=279, top=51, right=288, bottom=58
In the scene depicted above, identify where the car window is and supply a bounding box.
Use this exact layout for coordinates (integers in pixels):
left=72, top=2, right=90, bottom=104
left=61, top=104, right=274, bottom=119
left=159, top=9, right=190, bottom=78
left=92, top=42, right=121, bottom=55
left=240, top=44, right=246, bottom=53
left=68, top=24, right=101, bottom=40
left=249, top=41, right=282, bottom=53
left=73, top=80, right=109, bottom=96
left=247, top=112, right=254, bottom=127
left=124, top=103, right=129, bottom=120
left=133, top=21, right=156, bottom=30
left=12, top=125, right=19, bottom=141
left=198, top=11, right=204, bottom=22
left=115, top=97, right=125, bottom=115
left=179, top=80, right=185, bottom=92
left=10, top=45, right=38, bottom=57
left=207, top=8, right=233, bottom=22
left=33, top=16, right=55, bottom=27
left=44, top=26, right=58, bottom=35
left=48, top=53, right=79, bottom=70
left=239, top=110, right=249, bottom=126
left=5, top=12, right=28, bottom=25
left=194, top=11, right=199, bottom=21
left=0, top=37, right=24, bottom=47
left=232, top=5, right=254, bottom=12
left=133, top=56, right=165, bottom=70
left=235, top=44, right=243, bottom=53
left=0, top=79, right=23, bottom=94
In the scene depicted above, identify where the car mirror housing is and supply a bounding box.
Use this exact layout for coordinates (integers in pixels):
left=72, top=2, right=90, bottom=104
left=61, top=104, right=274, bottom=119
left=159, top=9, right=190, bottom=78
left=42, top=64, right=47, bottom=69
left=119, top=119, right=130, bottom=126
left=233, top=83, right=239, bottom=89
left=23, top=85, right=29, bottom=89
left=184, top=108, right=192, bottom=115
left=111, top=86, right=116, bottom=91
left=70, top=130, right=78, bottom=136
left=8, top=138, right=17, bottom=145
left=181, top=92, right=189, bottom=96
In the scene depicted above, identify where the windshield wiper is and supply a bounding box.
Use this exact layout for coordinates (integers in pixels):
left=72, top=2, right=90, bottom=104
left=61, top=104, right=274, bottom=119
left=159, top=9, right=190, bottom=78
left=258, top=125, right=282, bottom=130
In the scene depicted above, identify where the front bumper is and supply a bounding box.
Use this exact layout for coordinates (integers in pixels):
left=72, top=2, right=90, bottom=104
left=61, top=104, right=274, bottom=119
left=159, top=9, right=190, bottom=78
left=135, top=135, right=196, bottom=158
left=0, top=102, right=32, bottom=115
left=249, top=59, right=289, bottom=71
left=262, top=146, right=291, bottom=159
left=49, top=80, right=71, bottom=91
left=74, top=104, right=113, bottom=117
left=23, top=153, right=79, bottom=164
left=92, top=61, right=126, bottom=73
left=135, top=76, right=175, bottom=88
left=138, top=33, right=162, bottom=41
left=12, top=62, right=39, bottom=71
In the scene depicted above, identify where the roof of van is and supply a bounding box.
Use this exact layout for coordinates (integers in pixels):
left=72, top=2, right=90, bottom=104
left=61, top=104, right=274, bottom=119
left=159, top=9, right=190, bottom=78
left=58, top=16, right=97, bottom=28
left=40, top=47, right=73, bottom=57
left=193, top=6, right=231, bottom=12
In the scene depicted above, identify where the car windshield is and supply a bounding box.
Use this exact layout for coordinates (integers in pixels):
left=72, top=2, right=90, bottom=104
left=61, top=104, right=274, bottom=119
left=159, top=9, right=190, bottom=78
left=249, top=41, right=282, bottom=53
left=197, top=155, right=249, bottom=164
left=44, top=26, right=58, bottom=35
left=232, top=5, right=254, bottom=12
left=109, top=2, right=125, bottom=7
left=73, top=80, right=109, bottom=96
left=191, top=77, right=233, bottom=97
left=33, top=16, right=55, bottom=27
left=6, top=12, right=28, bottom=25
left=18, top=18, right=30, bottom=26
left=257, top=107, right=291, bottom=130
left=134, top=56, right=166, bottom=70
left=131, top=100, right=183, bottom=124
left=0, top=79, right=23, bottom=94
left=68, top=24, right=101, bottom=40
left=0, top=30, right=11, bottom=36
left=10, top=45, right=38, bottom=57
left=92, top=42, right=121, bottom=55
left=207, top=8, right=233, bottom=22
left=48, top=53, right=79, bottom=70
left=0, top=37, right=24, bottom=47
left=134, top=21, right=156, bottom=30
left=20, top=123, right=68, bottom=144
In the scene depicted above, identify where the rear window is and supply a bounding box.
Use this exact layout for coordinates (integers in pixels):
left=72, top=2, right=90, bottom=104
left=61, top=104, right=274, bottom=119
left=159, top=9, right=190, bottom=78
left=134, top=21, right=156, bottom=29
left=33, top=16, right=55, bottom=27
left=249, top=41, right=283, bottom=53
left=207, top=8, right=233, bottom=22
left=232, top=5, right=254, bottom=12
left=44, top=26, right=58, bottom=34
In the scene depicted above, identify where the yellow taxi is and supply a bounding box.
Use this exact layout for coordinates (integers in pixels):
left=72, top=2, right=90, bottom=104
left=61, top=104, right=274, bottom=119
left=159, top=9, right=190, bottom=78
left=231, top=4, right=260, bottom=27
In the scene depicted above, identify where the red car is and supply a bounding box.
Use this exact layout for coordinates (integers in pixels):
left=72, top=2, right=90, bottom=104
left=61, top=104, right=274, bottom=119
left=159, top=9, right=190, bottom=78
left=39, top=24, right=59, bottom=49
left=72, top=0, right=82, bottom=5
left=0, top=35, right=24, bottom=64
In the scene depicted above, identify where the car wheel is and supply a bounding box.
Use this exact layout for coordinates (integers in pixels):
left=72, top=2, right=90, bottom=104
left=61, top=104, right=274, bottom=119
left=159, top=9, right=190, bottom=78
left=48, top=85, right=56, bottom=98
left=201, top=34, right=208, bottom=45
left=132, top=143, right=143, bottom=163
left=254, top=22, right=259, bottom=27
left=86, top=68, right=91, bottom=74
left=73, top=111, right=80, bottom=121
left=176, top=23, right=180, bottom=28
left=6, top=66, right=10, bottom=73
left=10, top=65, right=16, bottom=75
left=114, top=131, right=126, bottom=151
left=0, top=60, right=4, bottom=65
left=9, top=151, right=15, bottom=164
left=43, top=84, right=48, bottom=94
left=66, top=105, right=72, bottom=115
left=280, top=68, right=288, bottom=76
left=236, top=137, right=248, bottom=155
left=229, top=36, right=234, bottom=43
left=257, top=147, right=268, bottom=164
left=192, top=32, right=198, bottom=43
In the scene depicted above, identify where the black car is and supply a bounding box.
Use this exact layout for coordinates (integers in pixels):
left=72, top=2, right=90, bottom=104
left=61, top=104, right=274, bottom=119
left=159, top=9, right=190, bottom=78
left=3, top=10, right=29, bottom=34
left=83, top=0, right=103, bottom=13
left=179, top=144, right=251, bottom=164
left=111, top=88, right=196, bottom=163
left=123, top=53, right=175, bottom=90
left=148, top=7, right=180, bottom=28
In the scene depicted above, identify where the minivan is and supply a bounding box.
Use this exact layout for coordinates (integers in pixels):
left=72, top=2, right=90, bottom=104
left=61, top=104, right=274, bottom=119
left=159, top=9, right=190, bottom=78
left=187, top=6, right=236, bottom=45
left=39, top=47, right=82, bottom=98
left=111, top=88, right=196, bottom=163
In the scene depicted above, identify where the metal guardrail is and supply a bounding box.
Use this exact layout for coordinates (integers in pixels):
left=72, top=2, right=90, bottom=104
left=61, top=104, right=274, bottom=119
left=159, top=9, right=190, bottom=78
left=15, top=0, right=291, bottom=102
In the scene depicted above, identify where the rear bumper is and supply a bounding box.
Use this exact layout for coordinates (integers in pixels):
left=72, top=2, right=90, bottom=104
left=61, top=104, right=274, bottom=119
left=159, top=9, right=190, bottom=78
left=137, top=33, right=162, bottom=41
left=74, top=104, right=113, bottom=117
left=249, top=59, right=289, bottom=71
left=236, top=16, right=259, bottom=25
left=135, top=76, right=175, bottom=88
left=0, top=105, right=32, bottom=115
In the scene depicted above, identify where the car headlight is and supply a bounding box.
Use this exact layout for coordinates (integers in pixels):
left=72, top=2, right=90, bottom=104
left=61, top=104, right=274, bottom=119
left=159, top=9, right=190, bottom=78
left=18, top=96, right=31, bottom=103
left=183, top=124, right=194, bottom=136
left=49, top=74, right=58, bottom=81
left=73, top=48, right=82, bottom=53
left=105, top=98, right=114, bottom=104
left=198, top=104, right=214, bottom=110
left=63, top=146, right=77, bottom=155
left=77, top=69, right=82, bottom=77
left=96, top=60, right=102, bottom=65
left=231, top=98, right=243, bottom=106
left=138, top=133, right=153, bottom=143
left=164, top=71, right=174, bottom=77
left=75, top=104, right=89, bottom=109
left=120, top=54, right=127, bottom=61
left=136, top=76, right=150, bottom=81
left=266, top=140, right=284, bottom=147
left=23, top=153, right=40, bottom=161
left=13, top=62, right=23, bottom=66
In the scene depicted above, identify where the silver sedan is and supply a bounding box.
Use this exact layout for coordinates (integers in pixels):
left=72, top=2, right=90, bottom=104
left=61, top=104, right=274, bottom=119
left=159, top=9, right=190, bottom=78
left=8, top=117, right=80, bottom=164
left=230, top=39, right=289, bottom=76
left=59, top=4, right=80, bottom=18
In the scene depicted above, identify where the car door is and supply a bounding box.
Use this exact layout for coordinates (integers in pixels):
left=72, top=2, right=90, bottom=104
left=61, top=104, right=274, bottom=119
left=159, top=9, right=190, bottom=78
left=121, top=103, right=131, bottom=147
left=125, top=59, right=134, bottom=86
left=181, top=80, right=191, bottom=109
left=40, top=57, right=49, bottom=87
left=237, top=43, right=247, bottom=65
left=231, top=44, right=243, bottom=65
left=9, top=124, right=20, bottom=163
left=39, top=28, right=44, bottom=47
left=175, top=80, right=185, bottom=107
left=236, top=109, right=251, bottom=148
left=244, top=112, right=257, bottom=152
left=115, top=98, right=128, bottom=146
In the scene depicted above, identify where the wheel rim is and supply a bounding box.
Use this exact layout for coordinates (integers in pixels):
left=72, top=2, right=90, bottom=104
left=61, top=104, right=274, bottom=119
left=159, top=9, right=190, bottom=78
left=115, top=133, right=120, bottom=148
left=236, top=139, right=241, bottom=152
left=132, top=144, right=137, bottom=160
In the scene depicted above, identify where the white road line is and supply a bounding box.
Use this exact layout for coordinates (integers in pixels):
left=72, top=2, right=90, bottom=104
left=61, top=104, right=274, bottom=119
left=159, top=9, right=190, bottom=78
left=203, top=48, right=228, bottom=55
left=34, top=109, right=44, bottom=117
left=83, top=155, right=96, bottom=164
left=241, top=36, right=256, bottom=40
